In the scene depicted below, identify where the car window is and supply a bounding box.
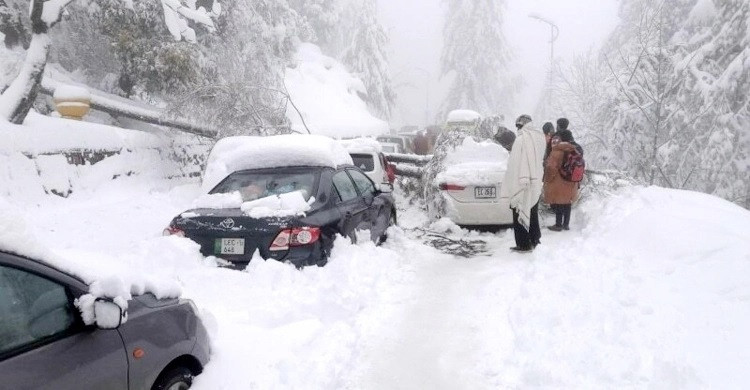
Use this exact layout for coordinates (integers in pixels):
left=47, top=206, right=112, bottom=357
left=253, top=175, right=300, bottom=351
left=0, top=265, right=75, bottom=356
left=350, top=154, right=375, bottom=172
left=332, top=172, right=359, bottom=202
left=348, top=170, right=376, bottom=196
left=211, top=170, right=318, bottom=202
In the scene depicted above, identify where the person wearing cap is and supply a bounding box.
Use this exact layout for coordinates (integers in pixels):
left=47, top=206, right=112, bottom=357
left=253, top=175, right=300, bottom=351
left=500, top=114, right=547, bottom=252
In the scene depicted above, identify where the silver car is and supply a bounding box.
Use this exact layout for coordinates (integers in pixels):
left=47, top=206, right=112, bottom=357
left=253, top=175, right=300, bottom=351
left=0, top=250, right=210, bottom=390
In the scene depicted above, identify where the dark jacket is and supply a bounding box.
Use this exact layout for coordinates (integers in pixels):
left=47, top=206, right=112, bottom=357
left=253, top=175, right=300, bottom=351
left=494, top=127, right=516, bottom=152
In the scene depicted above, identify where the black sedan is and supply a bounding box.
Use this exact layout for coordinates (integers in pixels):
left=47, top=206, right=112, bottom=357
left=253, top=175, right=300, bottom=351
left=165, top=165, right=397, bottom=268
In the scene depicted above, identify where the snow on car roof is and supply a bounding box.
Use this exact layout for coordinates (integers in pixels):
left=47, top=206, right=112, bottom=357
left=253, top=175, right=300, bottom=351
left=202, top=134, right=354, bottom=192
left=0, top=199, right=182, bottom=325
left=446, top=109, right=482, bottom=124
left=339, top=138, right=383, bottom=154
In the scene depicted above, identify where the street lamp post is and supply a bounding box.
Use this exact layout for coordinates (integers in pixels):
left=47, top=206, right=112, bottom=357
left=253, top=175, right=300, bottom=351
left=413, top=67, right=431, bottom=127
left=529, top=13, right=560, bottom=118
left=529, top=13, right=559, bottom=76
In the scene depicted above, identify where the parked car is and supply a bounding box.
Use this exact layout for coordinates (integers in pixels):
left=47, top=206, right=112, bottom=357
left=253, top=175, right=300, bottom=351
left=431, top=136, right=513, bottom=228
left=166, top=166, right=396, bottom=269
left=382, top=142, right=405, bottom=154
left=377, top=135, right=411, bottom=153
left=0, top=250, right=210, bottom=390
left=340, top=139, right=396, bottom=191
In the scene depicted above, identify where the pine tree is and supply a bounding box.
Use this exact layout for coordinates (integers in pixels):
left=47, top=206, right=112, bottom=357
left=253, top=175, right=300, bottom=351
left=440, top=0, right=515, bottom=118
left=341, top=0, right=396, bottom=120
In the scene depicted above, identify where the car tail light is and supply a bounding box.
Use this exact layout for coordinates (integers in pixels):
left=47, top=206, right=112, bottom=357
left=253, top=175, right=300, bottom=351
left=386, top=163, right=396, bottom=184
left=270, top=227, right=321, bottom=251
left=163, top=226, right=185, bottom=237
left=439, top=183, right=466, bottom=191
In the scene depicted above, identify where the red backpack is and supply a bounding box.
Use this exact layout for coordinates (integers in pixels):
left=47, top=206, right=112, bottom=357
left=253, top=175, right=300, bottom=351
left=560, top=150, right=585, bottom=182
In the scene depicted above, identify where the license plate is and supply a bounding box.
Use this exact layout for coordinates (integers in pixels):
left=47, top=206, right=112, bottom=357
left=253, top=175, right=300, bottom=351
left=215, top=238, right=245, bottom=255
left=474, top=186, right=497, bottom=199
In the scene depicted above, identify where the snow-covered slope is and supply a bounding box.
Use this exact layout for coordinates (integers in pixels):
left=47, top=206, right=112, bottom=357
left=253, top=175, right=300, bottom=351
left=285, top=43, right=389, bottom=138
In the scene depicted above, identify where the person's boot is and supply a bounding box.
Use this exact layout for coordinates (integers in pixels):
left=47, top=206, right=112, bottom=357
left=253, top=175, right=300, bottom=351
left=548, top=225, right=563, bottom=232
left=563, top=225, right=570, bottom=231
left=510, top=246, right=533, bottom=253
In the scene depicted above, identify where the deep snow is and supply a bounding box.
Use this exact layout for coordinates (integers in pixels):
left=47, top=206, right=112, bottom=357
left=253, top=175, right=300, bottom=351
left=3, top=168, right=749, bottom=388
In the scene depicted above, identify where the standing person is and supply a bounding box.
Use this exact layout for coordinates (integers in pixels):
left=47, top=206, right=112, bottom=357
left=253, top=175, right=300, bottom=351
left=500, top=114, right=547, bottom=252
left=413, top=131, right=430, bottom=155
left=544, top=129, right=583, bottom=231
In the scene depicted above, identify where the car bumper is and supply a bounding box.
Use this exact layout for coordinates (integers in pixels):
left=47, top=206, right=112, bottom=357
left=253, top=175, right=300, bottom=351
left=444, top=195, right=513, bottom=225
left=209, top=243, right=325, bottom=269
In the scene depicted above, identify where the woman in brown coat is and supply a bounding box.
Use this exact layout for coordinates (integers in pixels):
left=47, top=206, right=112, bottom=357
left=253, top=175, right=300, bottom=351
left=543, top=129, right=582, bottom=231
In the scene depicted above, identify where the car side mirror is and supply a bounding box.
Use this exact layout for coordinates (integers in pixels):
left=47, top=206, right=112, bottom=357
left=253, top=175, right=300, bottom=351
left=94, top=298, right=125, bottom=330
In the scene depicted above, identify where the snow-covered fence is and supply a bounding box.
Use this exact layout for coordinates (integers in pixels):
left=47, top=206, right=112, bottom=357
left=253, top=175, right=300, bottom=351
left=384, top=153, right=432, bottom=179
left=383, top=153, right=433, bottom=166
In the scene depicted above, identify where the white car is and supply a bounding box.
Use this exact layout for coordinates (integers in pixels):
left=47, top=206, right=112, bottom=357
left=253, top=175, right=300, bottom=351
left=378, top=142, right=402, bottom=154
left=339, top=138, right=395, bottom=192
left=432, top=137, right=513, bottom=226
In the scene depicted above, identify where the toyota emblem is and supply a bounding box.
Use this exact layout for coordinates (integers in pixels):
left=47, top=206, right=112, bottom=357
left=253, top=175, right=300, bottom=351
left=219, top=218, right=235, bottom=229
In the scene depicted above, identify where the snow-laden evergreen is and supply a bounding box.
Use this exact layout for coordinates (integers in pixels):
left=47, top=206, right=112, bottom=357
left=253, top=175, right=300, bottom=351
left=341, top=0, right=396, bottom=120
left=440, top=0, right=516, bottom=118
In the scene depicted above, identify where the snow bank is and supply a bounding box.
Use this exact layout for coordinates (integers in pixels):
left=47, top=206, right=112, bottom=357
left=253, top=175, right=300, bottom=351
left=435, top=137, right=509, bottom=186
left=201, top=134, right=353, bottom=192
left=446, top=109, right=482, bottom=124
left=481, top=186, right=750, bottom=388
left=285, top=43, right=389, bottom=138
left=0, top=111, right=161, bottom=154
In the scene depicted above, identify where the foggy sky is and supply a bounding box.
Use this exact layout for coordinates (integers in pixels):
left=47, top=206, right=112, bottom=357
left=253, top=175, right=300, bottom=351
left=379, top=0, right=620, bottom=128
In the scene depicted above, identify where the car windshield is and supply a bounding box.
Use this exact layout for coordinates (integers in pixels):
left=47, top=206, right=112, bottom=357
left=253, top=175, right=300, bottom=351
left=211, top=170, right=318, bottom=202
left=381, top=145, right=396, bottom=153
left=350, top=154, right=375, bottom=172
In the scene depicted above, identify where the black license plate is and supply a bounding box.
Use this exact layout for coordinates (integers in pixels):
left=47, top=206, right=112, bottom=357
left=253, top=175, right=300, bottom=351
left=474, top=187, right=497, bottom=199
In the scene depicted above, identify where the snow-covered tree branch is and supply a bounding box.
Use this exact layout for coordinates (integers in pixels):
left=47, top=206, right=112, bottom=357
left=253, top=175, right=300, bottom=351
left=0, top=0, right=221, bottom=124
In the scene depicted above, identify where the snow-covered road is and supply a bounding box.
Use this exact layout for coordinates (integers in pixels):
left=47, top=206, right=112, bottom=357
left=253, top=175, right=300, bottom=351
left=15, top=176, right=750, bottom=389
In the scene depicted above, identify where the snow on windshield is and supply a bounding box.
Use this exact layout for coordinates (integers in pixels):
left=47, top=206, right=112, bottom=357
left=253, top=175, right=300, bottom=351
left=202, top=134, right=353, bottom=192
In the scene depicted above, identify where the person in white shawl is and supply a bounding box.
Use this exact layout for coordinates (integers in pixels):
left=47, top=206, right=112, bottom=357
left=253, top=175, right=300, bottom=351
left=500, top=114, right=546, bottom=252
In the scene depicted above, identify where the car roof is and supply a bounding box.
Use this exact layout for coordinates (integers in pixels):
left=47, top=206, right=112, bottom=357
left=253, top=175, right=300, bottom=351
left=0, top=250, right=88, bottom=288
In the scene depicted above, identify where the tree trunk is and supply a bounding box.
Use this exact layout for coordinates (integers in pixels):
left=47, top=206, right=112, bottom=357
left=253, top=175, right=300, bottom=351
left=0, top=33, right=50, bottom=123
left=0, top=0, right=50, bottom=124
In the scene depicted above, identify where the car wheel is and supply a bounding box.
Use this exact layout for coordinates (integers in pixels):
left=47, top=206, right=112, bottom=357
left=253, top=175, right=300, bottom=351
left=378, top=211, right=398, bottom=244
left=152, top=367, right=193, bottom=390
